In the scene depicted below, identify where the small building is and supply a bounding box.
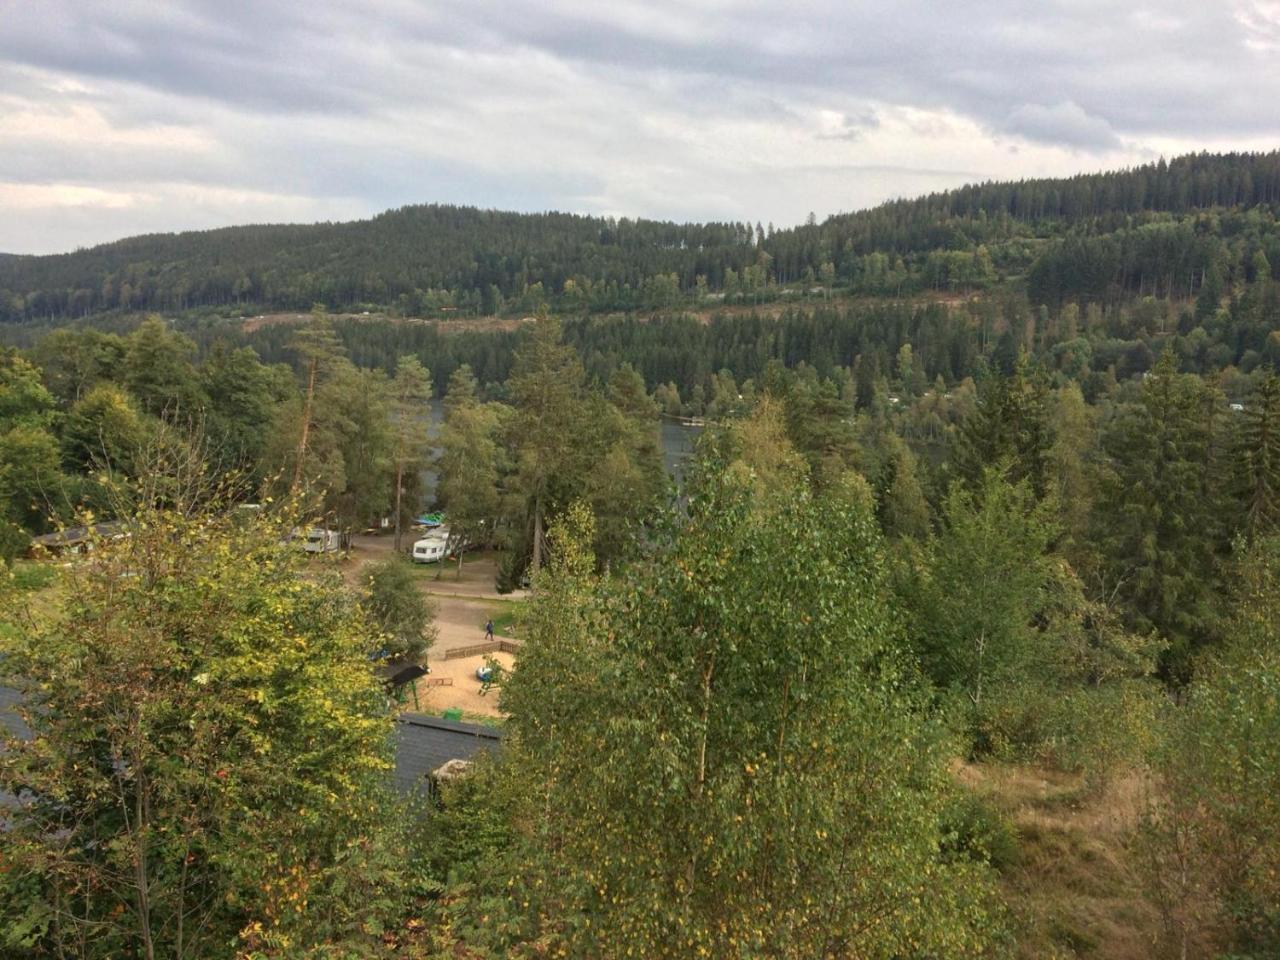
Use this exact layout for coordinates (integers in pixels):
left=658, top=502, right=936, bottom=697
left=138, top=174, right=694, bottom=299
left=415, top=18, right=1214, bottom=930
left=393, top=713, right=502, bottom=795
left=26, top=521, right=129, bottom=558
left=1, top=685, right=502, bottom=805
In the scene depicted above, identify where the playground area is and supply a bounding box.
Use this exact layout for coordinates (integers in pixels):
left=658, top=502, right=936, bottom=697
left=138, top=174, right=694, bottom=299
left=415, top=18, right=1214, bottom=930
left=407, top=648, right=516, bottom=718
left=346, top=534, right=523, bottom=720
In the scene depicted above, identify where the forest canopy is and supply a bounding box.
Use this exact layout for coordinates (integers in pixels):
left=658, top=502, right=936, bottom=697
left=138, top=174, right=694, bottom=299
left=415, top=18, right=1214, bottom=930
left=1, top=152, right=1277, bottom=322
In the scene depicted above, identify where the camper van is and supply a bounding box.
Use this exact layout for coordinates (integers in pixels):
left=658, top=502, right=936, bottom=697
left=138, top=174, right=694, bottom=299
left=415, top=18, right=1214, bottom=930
left=302, top=528, right=341, bottom=553
left=411, top=531, right=449, bottom=564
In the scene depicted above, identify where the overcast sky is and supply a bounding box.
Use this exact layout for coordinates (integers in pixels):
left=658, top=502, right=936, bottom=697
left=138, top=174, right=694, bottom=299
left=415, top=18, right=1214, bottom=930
left=1, top=1, right=1278, bottom=254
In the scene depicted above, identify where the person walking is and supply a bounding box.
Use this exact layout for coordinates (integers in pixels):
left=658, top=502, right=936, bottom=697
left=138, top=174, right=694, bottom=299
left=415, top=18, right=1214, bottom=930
left=484, top=618, right=494, bottom=642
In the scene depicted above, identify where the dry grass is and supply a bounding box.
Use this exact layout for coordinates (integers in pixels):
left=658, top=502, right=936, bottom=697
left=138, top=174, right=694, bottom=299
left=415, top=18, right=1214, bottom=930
left=958, top=762, right=1167, bottom=960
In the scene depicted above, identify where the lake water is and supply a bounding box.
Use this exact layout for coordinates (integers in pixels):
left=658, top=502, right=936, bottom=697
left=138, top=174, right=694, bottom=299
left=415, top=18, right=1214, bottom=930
left=419, top=413, right=701, bottom=503
left=660, top=420, right=703, bottom=483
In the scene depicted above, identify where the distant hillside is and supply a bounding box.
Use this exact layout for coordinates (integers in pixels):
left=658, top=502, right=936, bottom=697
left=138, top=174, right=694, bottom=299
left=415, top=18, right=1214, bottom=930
left=1, top=151, right=1278, bottom=323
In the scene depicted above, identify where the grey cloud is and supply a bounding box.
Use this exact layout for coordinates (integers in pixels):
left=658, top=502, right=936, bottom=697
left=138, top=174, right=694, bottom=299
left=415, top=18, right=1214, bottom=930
left=2, top=0, right=1279, bottom=253
left=425, top=0, right=1276, bottom=141
left=6, top=1, right=1277, bottom=141
left=2, top=1, right=1269, bottom=139
left=1003, top=101, right=1121, bottom=150
left=817, top=110, right=880, bottom=141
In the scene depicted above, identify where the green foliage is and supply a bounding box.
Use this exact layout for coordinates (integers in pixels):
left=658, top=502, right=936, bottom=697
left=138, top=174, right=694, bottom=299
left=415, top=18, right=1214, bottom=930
left=26, top=327, right=125, bottom=403
left=775, top=367, right=861, bottom=488
left=436, top=363, right=500, bottom=572
left=907, top=468, right=1059, bottom=743
left=200, top=341, right=291, bottom=476
left=60, top=380, right=151, bottom=474
left=362, top=554, right=437, bottom=660
left=876, top=433, right=932, bottom=540
left=1095, top=350, right=1228, bottom=677
left=389, top=354, right=433, bottom=550
left=0, top=519, right=31, bottom=564
left=5, top=559, right=56, bottom=591
left=0, top=423, right=62, bottom=533
left=939, top=792, right=1021, bottom=873
left=720, top=394, right=811, bottom=501
left=419, top=753, right=516, bottom=887
left=0, top=350, right=66, bottom=539
left=506, top=315, right=590, bottom=573
left=0, top=489, right=421, bottom=958
left=502, top=317, right=664, bottom=577
left=1232, top=373, right=1280, bottom=538
left=4, top=153, right=1280, bottom=322
left=122, top=315, right=205, bottom=416
left=0, top=349, right=55, bottom=426
left=952, top=361, right=1054, bottom=500
left=479, top=475, right=1007, bottom=957
left=1142, top=536, right=1280, bottom=956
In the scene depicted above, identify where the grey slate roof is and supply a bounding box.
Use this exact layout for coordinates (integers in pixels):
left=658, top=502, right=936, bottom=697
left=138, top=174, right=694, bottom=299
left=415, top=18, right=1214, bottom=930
left=0, top=686, right=30, bottom=742
left=28, top=521, right=129, bottom=550
left=1, top=685, right=31, bottom=811
left=392, top=713, right=503, bottom=794
left=0, top=685, right=502, bottom=802
left=0, top=685, right=30, bottom=741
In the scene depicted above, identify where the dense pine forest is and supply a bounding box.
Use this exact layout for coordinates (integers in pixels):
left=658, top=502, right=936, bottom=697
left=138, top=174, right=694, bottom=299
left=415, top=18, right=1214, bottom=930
left=2, top=152, right=1279, bottom=321
left=2, top=152, right=1280, bottom=958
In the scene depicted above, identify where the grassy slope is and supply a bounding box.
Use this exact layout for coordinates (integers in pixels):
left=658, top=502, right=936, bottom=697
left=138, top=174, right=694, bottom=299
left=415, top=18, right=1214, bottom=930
left=959, top=762, right=1176, bottom=959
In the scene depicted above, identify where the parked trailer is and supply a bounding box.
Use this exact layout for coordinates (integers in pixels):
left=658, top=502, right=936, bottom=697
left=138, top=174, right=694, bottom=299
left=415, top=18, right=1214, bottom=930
left=411, top=535, right=449, bottom=563
left=301, top=528, right=340, bottom=553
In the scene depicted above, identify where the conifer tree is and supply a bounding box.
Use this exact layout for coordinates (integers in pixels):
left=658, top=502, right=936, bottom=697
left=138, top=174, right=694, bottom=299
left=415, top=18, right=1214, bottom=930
left=951, top=359, right=1053, bottom=500
left=437, top=364, right=501, bottom=578
left=1233, top=373, right=1280, bottom=539
left=389, top=355, right=432, bottom=552
left=1096, top=351, right=1226, bottom=676
left=506, top=315, right=588, bottom=575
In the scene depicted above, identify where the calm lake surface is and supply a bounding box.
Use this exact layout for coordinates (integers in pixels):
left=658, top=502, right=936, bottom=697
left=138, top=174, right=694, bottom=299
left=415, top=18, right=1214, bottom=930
left=419, top=413, right=701, bottom=503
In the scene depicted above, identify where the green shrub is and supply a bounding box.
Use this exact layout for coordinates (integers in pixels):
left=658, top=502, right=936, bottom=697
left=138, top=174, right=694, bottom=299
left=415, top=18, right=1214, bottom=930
left=940, top=792, right=1021, bottom=871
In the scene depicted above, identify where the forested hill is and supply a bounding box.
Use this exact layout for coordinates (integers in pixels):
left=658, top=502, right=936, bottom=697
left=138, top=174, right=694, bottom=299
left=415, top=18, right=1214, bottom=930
left=2, top=151, right=1279, bottom=322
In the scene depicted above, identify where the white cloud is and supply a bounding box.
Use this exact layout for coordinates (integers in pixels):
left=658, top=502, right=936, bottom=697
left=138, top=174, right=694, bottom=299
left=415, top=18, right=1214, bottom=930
left=1235, top=0, right=1280, bottom=50
left=0, top=1, right=1277, bottom=253
left=0, top=183, right=146, bottom=210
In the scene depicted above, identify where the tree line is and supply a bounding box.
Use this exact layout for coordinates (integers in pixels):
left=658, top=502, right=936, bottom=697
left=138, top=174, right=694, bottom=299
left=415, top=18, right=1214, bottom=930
left=2, top=152, right=1278, bottom=322
left=0, top=313, right=668, bottom=592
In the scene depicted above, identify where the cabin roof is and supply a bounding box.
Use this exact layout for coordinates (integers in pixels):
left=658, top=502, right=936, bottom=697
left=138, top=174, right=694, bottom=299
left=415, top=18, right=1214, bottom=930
left=1, top=685, right=501, bottom=802
left=393, top=712, right=503, bottom=794
left=29, top=521, right=129, bottom=548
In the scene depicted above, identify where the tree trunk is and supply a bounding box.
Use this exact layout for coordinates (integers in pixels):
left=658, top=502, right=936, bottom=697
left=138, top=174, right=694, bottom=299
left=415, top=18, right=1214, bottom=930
left=393, top=459, right=404, bottom=553
left=531, top=495, right=544, bottom=577
left=292, top=356, right=318, bottom=491
left=134, top=775, right=156, bottom=960
left=685, top=653, right=717, bottom=902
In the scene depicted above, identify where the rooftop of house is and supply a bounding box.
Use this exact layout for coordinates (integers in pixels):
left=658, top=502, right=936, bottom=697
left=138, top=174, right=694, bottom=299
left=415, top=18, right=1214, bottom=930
left=0, top=685, right=31, bottom=811
left=393, top=712, right=503, bottom=794
left=2, top=686, right=502, bottom=802
left=28, top=521, right=130, bottom=549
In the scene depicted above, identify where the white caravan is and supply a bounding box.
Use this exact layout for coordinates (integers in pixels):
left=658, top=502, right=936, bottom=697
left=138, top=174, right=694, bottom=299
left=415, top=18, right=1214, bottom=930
left=301, top=528, right=340, bottom=553
left=411, top=528, right=450, bottom=563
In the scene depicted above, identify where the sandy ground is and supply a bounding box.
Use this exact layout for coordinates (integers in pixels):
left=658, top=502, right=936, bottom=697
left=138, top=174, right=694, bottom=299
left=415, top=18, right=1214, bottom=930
left=409, top=650, right=515, bottom=716
left=344, top=533, right=523, bottom=718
